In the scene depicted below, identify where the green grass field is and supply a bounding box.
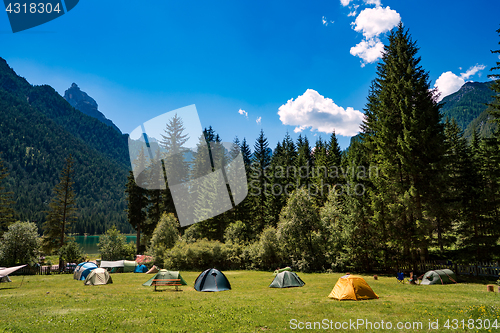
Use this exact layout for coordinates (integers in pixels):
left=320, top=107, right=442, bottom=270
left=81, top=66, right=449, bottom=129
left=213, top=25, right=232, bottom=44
left=0, top=271, right=499, bottom=332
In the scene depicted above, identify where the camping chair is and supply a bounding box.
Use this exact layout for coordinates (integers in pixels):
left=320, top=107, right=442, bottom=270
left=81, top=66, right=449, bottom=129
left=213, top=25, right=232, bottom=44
left=396, top=272, right=406, bottom=284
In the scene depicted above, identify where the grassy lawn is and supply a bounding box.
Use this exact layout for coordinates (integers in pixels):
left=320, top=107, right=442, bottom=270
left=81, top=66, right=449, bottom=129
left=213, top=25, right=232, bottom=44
left=0, top=271, right=499, bottom=332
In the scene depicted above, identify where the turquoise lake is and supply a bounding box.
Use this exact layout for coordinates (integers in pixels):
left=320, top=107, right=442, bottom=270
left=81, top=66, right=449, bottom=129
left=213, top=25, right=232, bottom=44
left=73, top=235, right=136, bottom=255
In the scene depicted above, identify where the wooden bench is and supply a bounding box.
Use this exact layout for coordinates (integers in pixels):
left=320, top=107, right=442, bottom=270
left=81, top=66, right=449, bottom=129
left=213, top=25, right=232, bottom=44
left=152, top=279, right=182, bottom=291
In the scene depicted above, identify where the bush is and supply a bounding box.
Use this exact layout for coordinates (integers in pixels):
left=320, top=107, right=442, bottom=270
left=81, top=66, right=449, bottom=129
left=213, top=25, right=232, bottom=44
left=98, top=225, right=135, bottom=260
left=224, top=220, right=247, bottom=244
left=148, top=213, right=180, bottom=265
left=0, top=221, right=41, bottom=266
left=58, top=240, right=87, bottom=264
left=248, top=227, right=283, bottom=270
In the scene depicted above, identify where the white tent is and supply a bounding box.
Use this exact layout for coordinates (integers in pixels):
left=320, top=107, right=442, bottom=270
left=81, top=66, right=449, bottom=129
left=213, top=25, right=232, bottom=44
left=0, top=265, right=27, bottom=282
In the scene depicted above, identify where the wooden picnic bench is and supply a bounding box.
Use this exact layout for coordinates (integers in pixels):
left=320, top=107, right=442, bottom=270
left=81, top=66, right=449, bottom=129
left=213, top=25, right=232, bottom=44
left=152, top=279, right=182, bottom=291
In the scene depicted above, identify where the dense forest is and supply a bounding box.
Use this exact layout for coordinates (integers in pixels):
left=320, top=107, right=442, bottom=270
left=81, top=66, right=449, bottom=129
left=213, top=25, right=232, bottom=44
left=126, top=24, right=500, bottom=272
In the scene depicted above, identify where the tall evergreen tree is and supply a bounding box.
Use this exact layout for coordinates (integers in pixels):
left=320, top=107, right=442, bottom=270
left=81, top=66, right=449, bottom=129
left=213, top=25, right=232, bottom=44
left=250, top=129, right=271, bottom=234
left=125, top=171, right=149, bottom=254
left=295, top=134, right=312, bottom=188
left=43, top=155, right=77, bottom=259
left=0, top=155, right=15, bottom=236
left=362, top=23, right=445, bottom=262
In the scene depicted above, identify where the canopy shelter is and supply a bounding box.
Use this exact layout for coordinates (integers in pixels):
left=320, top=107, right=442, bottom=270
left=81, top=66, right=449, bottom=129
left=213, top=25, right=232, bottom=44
left=269, top=271, right=305, bottom=288
left=194, top=268, right=231, bottom=292
left=0, top=265, right=27, bottom=282
left=143, top=270, right=187, bottom=286
left=420, top=269, right=457, bottom=285
left=328, top=275, right=379, bottom=301
left=100, top=260, right=137, bottom=273
left=73, top=262, right=98, bottom=281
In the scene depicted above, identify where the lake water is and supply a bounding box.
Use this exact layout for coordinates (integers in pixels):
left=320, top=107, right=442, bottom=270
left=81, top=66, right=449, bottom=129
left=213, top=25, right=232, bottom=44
left=73, top=235, right=137, bottom=255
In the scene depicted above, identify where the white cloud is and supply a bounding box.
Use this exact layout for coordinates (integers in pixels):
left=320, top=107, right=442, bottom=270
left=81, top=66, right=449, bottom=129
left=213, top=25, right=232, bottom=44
left=340, top=0, right=354, bottom=6
left=350, top=38, right=385, bottom=67
left=434, top=64, right=486, bottom=101
left=353, top=6, right=400, bottom=39
left=364, top=0, right=381, bottom=6
left=461, top=64, right=486, bottom=80
left=434, top=72, right=464, bottom=102
left=322, top=16, right=334, bottom=26
left=238, top=108, right=248, bottom=118
left=277, top=89, right=364, bottom=136
left=256, top=117, right=262, bottom=124
left=348, top=6, right=400, bottom=66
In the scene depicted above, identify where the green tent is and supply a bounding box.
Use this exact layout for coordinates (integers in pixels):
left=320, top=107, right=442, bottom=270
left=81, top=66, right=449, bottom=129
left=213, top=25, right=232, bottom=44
left=142, top=269, right=187, bottom=286
left=420, top=269, right=457, bottom=285
left=269, top=271, right=305, bottom=288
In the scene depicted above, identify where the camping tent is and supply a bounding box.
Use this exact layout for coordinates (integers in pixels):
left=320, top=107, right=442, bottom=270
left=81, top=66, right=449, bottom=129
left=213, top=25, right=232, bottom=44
left=100, top=260, right=137, bottom=273
left=0, top=265, right=27, bottom=282
left=420, top=269, right=457, bottom=285
left=73, top=262, right=98, bottom=280
left=328, top=275, right=378, bottom=301
left=194, top=268, right=231, bottom=292
left=142, top=269, right=187, bottom=286
left=134, top=264, right=148, bottom=273
left=84, top=268, right=113, bottom=285
left=269, top=271, right=305, bottom=288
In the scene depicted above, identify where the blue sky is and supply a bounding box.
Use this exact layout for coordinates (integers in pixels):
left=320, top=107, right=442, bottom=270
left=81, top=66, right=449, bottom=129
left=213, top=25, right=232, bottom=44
left=1, top=0, right=499, bottom=150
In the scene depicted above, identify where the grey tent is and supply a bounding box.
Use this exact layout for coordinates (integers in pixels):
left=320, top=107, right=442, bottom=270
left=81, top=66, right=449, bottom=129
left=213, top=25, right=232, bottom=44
left=420, top=269, right=457, bottom=285
left=84, top=268, right=113, bottom=285
left=194, top=268, right=231, bottom=292
left=269, top=271, right=305, bottom=288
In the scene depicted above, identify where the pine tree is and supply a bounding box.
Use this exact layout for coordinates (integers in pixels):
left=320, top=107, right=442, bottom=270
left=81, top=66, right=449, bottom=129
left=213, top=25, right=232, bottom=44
left=295, top=134, right=312, bottom=188
left=0, top=155, right=15, bottom=236
left=43, top=155, right=77, bottom=257
left=487, top=26, right=500, bottom=120
left=250, top=129, right=271, bottom=234
left=362, top=23, right=445, bottom=262
left=125, top=171, right=149, bottom=254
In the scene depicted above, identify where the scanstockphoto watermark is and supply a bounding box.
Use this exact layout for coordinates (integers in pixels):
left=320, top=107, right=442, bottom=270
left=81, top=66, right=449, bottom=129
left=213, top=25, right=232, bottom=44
left=289, top=318, right=426, bottom=330
left=249, top=165, right=379, bottom=197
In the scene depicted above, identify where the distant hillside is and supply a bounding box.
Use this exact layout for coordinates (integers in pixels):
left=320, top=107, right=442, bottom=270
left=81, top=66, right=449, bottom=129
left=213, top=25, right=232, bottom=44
left=64, top=83, right=122, bottom=134
left=440, top=81, right=495, bottom=134
left=0, top=57, right=133, bottom=235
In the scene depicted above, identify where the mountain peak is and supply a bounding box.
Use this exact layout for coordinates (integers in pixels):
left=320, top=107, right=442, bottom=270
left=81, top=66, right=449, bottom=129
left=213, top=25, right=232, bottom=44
left=64, top=83, right=121, bottom=134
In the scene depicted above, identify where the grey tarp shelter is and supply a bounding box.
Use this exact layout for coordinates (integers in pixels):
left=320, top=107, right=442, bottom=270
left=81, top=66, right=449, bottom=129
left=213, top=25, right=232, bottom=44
left=0, top=265, right=26, bottom=282
left=420, top=269, right=457, bottom=285
left=269, top=271, right=305, bottom=288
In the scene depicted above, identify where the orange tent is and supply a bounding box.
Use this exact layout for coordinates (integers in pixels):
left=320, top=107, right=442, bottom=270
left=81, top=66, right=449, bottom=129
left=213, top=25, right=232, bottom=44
left=328, top=275, right=378, bottom=301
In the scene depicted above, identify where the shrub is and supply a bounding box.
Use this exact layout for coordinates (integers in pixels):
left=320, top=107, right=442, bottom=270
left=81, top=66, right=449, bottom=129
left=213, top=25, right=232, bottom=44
left=58, top=240, right=87, bottom=264
left=98, top=225, right=135, bottom=260
left=148, top=213, right=180, bottom=265
left=0, top=221, right=40, bottom=266
left=224, top=220, right=247, bottom=244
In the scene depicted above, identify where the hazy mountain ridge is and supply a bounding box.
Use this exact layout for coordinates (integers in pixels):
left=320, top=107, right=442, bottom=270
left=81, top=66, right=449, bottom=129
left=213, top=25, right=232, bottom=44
left=64, top=83, right=122, bottom=134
